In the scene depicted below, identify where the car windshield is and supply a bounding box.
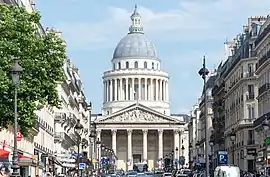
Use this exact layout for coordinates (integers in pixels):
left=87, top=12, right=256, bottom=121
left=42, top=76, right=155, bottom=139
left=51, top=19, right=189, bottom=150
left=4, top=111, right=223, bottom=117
left=165, top=173, right=172, bottom=176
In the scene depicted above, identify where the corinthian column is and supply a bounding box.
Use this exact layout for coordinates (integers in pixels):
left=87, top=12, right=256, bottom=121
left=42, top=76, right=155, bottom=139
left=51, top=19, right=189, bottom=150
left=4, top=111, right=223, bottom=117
left=127, top=129, right=133, bottom=170
left=112, top=129, right=117, bottom=156
left=142, top=129, right=148, bottom=162
left=158, top=129, right=163, bottom=159
left=174, top=129, right=180, bottom=160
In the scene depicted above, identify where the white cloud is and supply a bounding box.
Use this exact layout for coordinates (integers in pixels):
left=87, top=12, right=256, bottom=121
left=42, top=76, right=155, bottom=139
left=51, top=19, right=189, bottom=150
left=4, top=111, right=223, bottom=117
left=57, top=0, right=270, bottom=51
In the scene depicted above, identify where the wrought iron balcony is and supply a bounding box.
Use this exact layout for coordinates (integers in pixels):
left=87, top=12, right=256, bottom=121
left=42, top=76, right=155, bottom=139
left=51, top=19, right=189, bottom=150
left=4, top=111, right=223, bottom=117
left=258, top=83, right=270, bottom=96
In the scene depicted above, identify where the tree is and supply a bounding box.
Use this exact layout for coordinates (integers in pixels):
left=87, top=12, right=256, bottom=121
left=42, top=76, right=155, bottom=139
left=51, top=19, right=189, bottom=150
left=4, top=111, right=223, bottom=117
left=0, top=4, right=66, bottom=135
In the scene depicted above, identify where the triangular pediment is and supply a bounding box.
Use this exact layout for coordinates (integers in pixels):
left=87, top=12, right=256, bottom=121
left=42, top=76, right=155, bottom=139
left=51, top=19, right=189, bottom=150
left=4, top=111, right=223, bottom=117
left=97, top=103, right=181, bottom=124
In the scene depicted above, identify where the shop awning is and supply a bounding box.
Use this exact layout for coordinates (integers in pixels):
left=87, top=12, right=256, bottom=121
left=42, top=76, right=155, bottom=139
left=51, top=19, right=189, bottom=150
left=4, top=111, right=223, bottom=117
left=0, top=149, right=31, bottom=159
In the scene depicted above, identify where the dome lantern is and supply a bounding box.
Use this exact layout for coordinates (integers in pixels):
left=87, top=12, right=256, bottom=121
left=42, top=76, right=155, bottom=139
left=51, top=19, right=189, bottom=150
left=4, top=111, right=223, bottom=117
left=129, top=4, right=144, bottom=34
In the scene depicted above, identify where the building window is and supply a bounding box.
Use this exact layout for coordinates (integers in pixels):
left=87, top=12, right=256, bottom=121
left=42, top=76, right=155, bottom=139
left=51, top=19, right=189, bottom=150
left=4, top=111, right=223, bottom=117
left=247, top=63, right=254, bottom=76
left=126, top=61, right=129, bottom=69
left=152, top=62, right=154, bottom=69
left=118, top=62, right=121, bottom=69
left=144, top=61, right=147, bottom=68
left=134, top=61, right=138, bottom=68
left=248, top=106, right=255, bottom=119
left=113, top=63, right=115, bottom=70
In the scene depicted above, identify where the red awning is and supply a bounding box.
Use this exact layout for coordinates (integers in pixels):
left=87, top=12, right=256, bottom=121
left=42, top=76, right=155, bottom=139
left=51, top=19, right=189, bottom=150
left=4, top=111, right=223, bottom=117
left=0, top=149, right=31, bottom=159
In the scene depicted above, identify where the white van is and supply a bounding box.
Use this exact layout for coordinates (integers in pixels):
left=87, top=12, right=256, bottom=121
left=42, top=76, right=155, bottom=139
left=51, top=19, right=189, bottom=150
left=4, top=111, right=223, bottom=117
left=214, top=165, right=240, bottom=177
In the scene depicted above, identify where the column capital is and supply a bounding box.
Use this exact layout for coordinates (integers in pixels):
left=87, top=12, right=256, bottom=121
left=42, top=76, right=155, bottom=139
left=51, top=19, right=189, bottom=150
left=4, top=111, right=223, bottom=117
left=142, top=129, right=148, bottom=135
left=127, top=129, right=133, bottom=135
left=158, top=129, right=163, bottom=135
left=111, top=129, right=117, bottom=135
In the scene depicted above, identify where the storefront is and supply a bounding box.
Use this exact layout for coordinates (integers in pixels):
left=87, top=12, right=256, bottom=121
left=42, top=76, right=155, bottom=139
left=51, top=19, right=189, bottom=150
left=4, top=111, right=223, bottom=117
left=0, top=149, right=37, bottom=176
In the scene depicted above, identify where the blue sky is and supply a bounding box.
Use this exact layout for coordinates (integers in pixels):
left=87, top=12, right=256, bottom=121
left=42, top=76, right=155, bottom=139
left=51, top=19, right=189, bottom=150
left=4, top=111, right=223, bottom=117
left=35, top=0, right=270, bottom=114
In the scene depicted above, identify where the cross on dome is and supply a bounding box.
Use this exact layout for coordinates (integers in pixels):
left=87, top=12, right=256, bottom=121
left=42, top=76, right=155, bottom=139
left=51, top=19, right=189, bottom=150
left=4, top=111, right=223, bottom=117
left=129, top=4, right=144, bottom=34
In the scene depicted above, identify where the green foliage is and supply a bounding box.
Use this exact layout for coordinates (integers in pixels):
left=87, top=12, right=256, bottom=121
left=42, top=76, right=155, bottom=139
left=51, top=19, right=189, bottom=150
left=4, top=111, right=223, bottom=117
left=0, top=4, right=66, bottom=135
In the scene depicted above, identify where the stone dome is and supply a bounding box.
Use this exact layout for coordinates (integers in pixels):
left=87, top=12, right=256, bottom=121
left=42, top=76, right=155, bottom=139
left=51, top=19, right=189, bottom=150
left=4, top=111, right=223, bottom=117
left=112, top=4, right=158, bottom=60
left=113, top=33, right=157, bottom=59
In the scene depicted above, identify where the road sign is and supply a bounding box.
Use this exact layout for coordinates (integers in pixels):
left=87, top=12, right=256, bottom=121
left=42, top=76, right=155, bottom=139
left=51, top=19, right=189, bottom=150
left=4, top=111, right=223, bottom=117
left=79, top=163, right=85, bottom=170
left=16, top=131, right=22, bottom=141
left=218, top=151, right=228, bottom=165
left=265, top=137, right=270, bottom=145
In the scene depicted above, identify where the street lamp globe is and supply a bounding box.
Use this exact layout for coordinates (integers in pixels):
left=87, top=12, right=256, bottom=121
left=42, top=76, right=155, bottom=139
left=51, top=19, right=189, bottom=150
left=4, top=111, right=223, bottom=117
left=209, top=141, right=214, bottom=147
left=263, top=118, right=270, bottom=131
left=230, top=129, right=236, bottom=142
left=10, top=57, right=23, bottom=86
left=175, top=147, right=179, bottom=152
left=74, top=119, right=84, bottom=134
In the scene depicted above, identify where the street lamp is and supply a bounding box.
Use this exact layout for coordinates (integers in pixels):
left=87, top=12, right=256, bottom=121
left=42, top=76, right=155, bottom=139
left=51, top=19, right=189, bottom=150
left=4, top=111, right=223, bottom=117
left=262, top=117, right=270, bottom=167
left=175, top=147, right=179, bottom=170
left=181, top=145, right=185, bottom=156
left=188, top=143, right=193, bottom=168
left=96, top=138, right=101, bottom=174
left=74, top=119, right=84, bottom=176
left=198, top=56, right=210, bottom=177
left=10, top=57, right=23, bottom=177
left=229, top=128, right=236, bottom=165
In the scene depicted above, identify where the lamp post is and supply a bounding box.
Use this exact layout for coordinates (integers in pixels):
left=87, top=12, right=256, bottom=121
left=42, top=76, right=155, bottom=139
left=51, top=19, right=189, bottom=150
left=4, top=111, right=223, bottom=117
left=89, top=123, right=96, bottom=176
left=198, top=56, right=209, bottom=177
left=229, top=128, right=236, bottom=165
left=209, top=133, right=214, bottom=176
left=96, top=138, right=101, bottom=175
left=262, top=118, right=270, bottom=168
left=175, top=147, right=179, bottom=170
left=189, top=143, right=193, bottom=169
left=74, top=119, right=84, bottom=177
left=10, top=58, right=23, bottom=177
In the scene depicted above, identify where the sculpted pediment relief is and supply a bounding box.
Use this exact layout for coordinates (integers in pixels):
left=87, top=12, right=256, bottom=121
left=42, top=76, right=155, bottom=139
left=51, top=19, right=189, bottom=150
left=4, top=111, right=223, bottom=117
left=99, top=108, right=176, bottom=123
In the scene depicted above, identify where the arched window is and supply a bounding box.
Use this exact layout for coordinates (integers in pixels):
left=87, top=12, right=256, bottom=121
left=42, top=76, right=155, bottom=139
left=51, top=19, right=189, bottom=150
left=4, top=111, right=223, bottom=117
left=157, top=63, right=159, bottom=70
left=118, top=62, right=121, bottom=69
left=144, top=62, right=147, bottom=68
left=134, top=61, right=138, bottom=68
left=113, top=63, right=115, bottom=70
left=152, top=62, right=154, bottom=69
left=126, top=61, right=129, bottom=69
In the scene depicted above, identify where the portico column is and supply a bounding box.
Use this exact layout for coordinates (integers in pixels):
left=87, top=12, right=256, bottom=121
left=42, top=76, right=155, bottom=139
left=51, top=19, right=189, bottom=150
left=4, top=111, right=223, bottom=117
left=127, top=129, right=133, bottom=169
left=174, top=129, right=180, bottom=160
left=142, top=129, right=148, bottom=162
left=158, top=129, right=163, bottom=160
left=112, top=129, right=117, bottom=156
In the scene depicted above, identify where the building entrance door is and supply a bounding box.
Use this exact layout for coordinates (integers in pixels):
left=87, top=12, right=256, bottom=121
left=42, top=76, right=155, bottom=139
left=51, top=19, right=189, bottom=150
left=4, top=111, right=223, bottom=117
left=133, top=154, right=141, bottom=163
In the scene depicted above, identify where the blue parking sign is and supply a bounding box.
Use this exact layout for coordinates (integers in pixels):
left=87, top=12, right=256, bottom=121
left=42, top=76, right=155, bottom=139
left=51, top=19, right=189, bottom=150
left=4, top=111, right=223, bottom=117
left=218, top=151, right=228, bottom=165
left=79, top=163, right=85, bottom=170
